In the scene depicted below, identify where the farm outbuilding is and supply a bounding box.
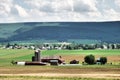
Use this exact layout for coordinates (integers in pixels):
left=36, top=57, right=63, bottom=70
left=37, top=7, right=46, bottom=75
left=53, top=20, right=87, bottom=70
left=15, top=49, right=65, bottom=66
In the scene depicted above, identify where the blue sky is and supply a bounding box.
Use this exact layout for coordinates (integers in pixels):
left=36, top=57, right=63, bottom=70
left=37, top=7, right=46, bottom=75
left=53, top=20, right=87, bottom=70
left=0, top=0, right=120, bottom=23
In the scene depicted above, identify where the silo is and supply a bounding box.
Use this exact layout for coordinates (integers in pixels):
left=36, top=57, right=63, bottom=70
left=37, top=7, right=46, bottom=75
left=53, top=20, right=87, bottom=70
left=34, top=49, right=41, bottom=62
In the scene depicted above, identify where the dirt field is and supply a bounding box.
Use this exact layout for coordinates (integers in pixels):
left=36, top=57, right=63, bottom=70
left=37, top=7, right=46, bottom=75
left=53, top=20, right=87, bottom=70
left=0, top=65, right=120, bottom=79
left=0, top=73, right=120, bottom=80
left=60, top=55, right=120, bottom=63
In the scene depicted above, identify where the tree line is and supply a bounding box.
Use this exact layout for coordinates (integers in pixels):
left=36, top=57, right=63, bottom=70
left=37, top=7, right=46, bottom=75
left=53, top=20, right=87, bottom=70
left=1, top=42, right=120, bottom=50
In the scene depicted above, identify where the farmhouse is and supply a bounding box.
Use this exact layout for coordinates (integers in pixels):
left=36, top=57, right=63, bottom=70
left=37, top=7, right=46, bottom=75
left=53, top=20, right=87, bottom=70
left=15, top=49, right=65, bottom=66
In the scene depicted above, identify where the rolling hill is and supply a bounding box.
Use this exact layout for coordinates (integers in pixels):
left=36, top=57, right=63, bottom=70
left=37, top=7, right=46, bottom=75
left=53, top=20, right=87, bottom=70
left=0, top=22, right=120, bottom=43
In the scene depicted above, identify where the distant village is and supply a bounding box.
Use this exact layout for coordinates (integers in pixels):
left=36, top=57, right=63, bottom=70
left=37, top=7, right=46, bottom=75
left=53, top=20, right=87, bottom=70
left=0, top=42, right=120, bottom=50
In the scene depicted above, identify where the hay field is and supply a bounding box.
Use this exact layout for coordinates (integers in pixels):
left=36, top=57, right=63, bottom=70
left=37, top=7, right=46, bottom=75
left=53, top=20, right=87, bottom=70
left=0, top=49, right=120, bottom=80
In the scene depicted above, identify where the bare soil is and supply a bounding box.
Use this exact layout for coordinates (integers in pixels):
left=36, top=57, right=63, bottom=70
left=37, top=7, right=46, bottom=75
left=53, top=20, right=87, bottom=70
left=0, top=73, right=120, bottom=79
left=61, top=55, right=120, bottom=63
left=0, top=65, right=120, bottom=79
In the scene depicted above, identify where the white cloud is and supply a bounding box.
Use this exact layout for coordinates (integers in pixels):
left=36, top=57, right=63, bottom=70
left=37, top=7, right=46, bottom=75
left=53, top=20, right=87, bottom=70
left=15, top=5, right=29, bottom=17
left=0, top=0, right=120, bottom=23
left=115, top=0, right=120, bottom=8
left=73, top=0, right=97, bottom=12
left=103, top=9, right=120, bottom=21
left=0, top=0, right=13, bottom=17
left=24, top=0, right=73, bottom=12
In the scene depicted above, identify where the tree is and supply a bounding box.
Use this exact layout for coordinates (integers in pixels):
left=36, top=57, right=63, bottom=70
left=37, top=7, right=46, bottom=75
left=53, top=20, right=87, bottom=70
left=6, top=43, right=11, bottom=48
left=84, top=54, right=95, bottom=65
left=66, top=45, right=72, bottom=50
left=100, top=57, right=107, bottom=65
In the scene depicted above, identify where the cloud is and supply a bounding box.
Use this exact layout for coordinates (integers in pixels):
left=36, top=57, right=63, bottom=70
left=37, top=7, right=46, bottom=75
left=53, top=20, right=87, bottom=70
left=73, top=0, right=97, bottom=12
left=115, top=0, right=120, bottom=8
left=24, top=0, right=54, bottom=12
left=24, top=0, right=73, bottom=12
left=15, top=5, right=29, bottom=17
left=0, top=0, right=13, bottom=17
left=103, top=9, right=120, bottom=21
left=0, top=0, right=120, bottom=23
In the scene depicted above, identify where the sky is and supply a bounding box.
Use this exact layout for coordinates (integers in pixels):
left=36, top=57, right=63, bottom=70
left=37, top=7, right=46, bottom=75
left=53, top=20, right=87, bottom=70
left=0, top=0, right=120, bottom=23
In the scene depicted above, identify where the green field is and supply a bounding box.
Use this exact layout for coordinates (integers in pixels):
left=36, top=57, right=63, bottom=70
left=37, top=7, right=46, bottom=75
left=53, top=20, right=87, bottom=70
left=0, top=49, right=120, bottom=66
left=0, top=49, right=120, bottom=80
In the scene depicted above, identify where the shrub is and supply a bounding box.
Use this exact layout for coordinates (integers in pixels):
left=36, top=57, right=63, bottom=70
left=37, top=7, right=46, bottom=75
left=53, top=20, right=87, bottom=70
left=11, top=60, right=16, bottom=65
left=84, top=54, right=95, bottom=65
left=70, top=60, right=79, bottom=64
left=100, top=57, right=107, bottom=64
